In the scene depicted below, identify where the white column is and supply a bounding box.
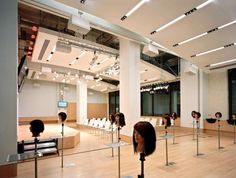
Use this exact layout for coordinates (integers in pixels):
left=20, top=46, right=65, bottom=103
left=76, top=80, right=87, bottom=124
left=0, top=0, right=17, bottom=164
left=119, top=38, right=140, bottom=136
left=180, top=59, right=208, bottom=128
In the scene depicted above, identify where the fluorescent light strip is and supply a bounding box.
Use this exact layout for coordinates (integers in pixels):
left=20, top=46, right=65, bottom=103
left=218, top=20, right=236, bottom=29
left=209, top=58, right=236, bottom=67
left=196, top=0, right=213, bottom=9
left=100, top=57, right=109, bottom=64
left=78, top=51, right=86, bottom=58
left=151, top=0, right=213, bottom=34
left=121, top=0, right=149, bottom=20
left=174, top=19, right=236, bottom=47
left=195, top=46, right=224, bottom=57
left=47, top=46, right=56, bottom=62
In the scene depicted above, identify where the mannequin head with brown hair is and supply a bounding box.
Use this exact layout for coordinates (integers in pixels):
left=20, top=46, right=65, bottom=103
left=115, top=112, right=126, bottom=127
left=133, top=121, right=156, bottom=156
left=162, top=114, right=171, bottom=127
left=109, top=114, right=116, bottom=124
left=194, top=112, right=201, bottom=120
left=29, top=119, right=44, bottom=137
left=172, top=112, right=177, bottom=120
left=191, top=110, right=196, bottom=118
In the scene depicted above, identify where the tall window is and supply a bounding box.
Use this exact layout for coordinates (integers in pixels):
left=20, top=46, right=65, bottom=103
left=228, top=68, right=236, bottom=117
left=141, top=81, right=180, bottom=116
left=109, top=91, right=119, bottom=114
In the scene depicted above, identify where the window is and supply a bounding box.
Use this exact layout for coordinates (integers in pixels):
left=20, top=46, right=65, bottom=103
left=109, top=91, right=119, bottom=114
left=141, top=81, right=180, bottom=116
left=228, top=68, right=236, bottom=117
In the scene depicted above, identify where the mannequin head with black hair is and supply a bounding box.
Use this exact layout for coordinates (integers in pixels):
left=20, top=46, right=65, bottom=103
left=29, top=119, right=44, bottom=137
left=194, top=112, right=201, bottom=120
left=133, top=121, right=156, bottom=156
left=115, top=112, right=126, bottom=128
left=232, top=113, right=236, bottom=120
left=215, top=112, right=222, bottom=120
left=58, top=112, right=67, bottom=123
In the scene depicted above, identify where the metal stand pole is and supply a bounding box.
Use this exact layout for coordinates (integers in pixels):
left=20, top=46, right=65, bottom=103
left=165, top=126, right=169, bottom=166
left=173, top=120, right=176, bottom=144
left=193, top=119, right=195, bottom=140
left=138, top=153, right=145, bottom=178
left=217, top=120, right=224, bottom=149
left=196, top=120, right=204, bottom=156
left=34, top=137, right=38, bottom=178
left=118, top=127, right=121, bottom=178
left=111, top=124, right=114, bottom=157
left=234, top=121, right=236, bottom=144
left=61, top=123, right=64, bottom=168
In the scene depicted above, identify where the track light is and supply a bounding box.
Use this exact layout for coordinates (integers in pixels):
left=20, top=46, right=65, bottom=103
left=151, top=0, right=214, bottom=34
left=80, top=0, right=86, bottom=4
left=173, top=19, right=236, bottom=47
left=191, top=42, right=236, bottom=58
left=121, top=0, right=149, bottom=21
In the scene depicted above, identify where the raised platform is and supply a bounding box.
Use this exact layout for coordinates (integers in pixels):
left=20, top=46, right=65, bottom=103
left=18, top=124, right=80, bottom=149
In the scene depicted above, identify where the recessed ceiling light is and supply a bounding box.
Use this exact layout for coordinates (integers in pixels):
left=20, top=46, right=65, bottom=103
left=121, top=0, right=149, bottom=21
left=151, top=0, right=213, bottom=34
left=71, top=77, right=75, bottom=80
left=52, top=78, right=56, bottom=81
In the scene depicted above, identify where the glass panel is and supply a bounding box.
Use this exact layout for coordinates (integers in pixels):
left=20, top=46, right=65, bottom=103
left=141, top=92, right=153, bottom=115
left=154, top=92, right=170, bottom=115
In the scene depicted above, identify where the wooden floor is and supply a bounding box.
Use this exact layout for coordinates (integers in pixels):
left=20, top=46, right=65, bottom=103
left=17, top=124, right=236, bottom=178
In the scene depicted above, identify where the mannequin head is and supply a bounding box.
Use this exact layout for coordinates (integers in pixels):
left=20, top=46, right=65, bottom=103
left=191, top=110, right=196, bottom=118
left=58, top=112, right=67, bottom=123
left=109, top=114, right=115, bottom=124
left=133, top=121, right=156, bottom=156
left=115, top=112, right=126, bottom=127
left=29, top=119, right=44, bottom=137
left=172, top=112, right=177, bottom=120
left=194, top=112, right=201, bottom=120
left=162, top=114, right=171, bottom=127
left=215, top=112, right=222, bottom=119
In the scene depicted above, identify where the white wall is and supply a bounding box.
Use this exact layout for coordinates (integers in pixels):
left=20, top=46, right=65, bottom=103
left=19, top=79, right=107, bottom=117
left=208, top=71, right=228, bottom=119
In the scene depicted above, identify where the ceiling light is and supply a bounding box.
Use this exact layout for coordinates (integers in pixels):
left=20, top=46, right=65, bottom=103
left=174, top=19, right=236, bottom=47
left=78, top=51, right=87, bottom=58
left=101, top=88, right=107, bottom=92
left=218, top=20, right=236, bottom=29
left=68, top=72, right=71, bottom=75
left=100, top=57, right=109, bottom=64
left=96, top=83, right=101, bottom=87
left=36, top=75, right=39, bottom=79
left=80, top=0, right=86, bottom=4
left=192, top=46, right=224, bottom=57
left=151, top=0, right=213, bottom=34
left=77, top=80, right=81, bottom=84
left=121, top=0, right=149, bottom=20
left=90, top=85, right=95, bottom=88
left=53, top=78, right=56, bottom=81
left=96, top=77, right=102, bottom=82
left=75, top=74, right=79, bottom=78
left=47, top=46, right=56, bottom=62
left=62, top=79, right=65, bottom=83
left=71, top=77, right=75, bottom=80
left=209, top=58, right=236, bottom=67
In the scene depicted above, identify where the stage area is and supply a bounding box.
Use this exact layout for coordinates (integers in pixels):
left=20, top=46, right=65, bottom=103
left=18, top=124, right=80, bottom=149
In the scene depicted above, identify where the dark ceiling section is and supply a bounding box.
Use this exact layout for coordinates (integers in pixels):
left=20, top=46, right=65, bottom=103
left=141, top=52, right=180, bottom=77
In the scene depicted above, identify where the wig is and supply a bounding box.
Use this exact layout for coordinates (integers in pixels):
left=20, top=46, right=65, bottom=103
left=115, top=112, right=126, bottom=127
left=191, top=110, right=196, bottom=118
left=30, top=119, right=44, bottom=137
left=195, top=112, right=201, bottom=119
left=133, top=121, right=156, bottom=156
left=109, top=114, right=116, bottom=124
left=172, top=112, right=177, bottom=120
left=162, top=115, right=171, bottom=127
left=58, top=112, right=67, bottom=122
left=215, top=112, right=222, bottom=119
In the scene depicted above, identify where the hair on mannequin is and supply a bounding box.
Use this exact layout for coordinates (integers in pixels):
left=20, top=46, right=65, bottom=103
left=195, top=112, right=201, bottom=119
left=162, top=115, right=171, bottom=127
left=133, top=121, right=156, bottom=156
left=191, top=110, right=196, bottom=118
left=172, top=112, right=177, bottom=120
left=215, top=112, right=222, bottom=119
left=115, top=112, right=126, bottom=127
left=30, top=119, right=44, bottom=137
left=58, top=112, right=67, bottom=122
left=109, top=114, right=116, bottom=124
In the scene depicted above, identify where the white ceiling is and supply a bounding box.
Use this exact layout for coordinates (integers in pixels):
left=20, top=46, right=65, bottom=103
left=29, top=27, right=175, bottom=92
left=56, top=0, right=236, bottom=71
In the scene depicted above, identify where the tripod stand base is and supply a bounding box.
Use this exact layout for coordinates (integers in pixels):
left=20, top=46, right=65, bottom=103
left=196, top=153, right=204, bottom=156
left=166, top=161, right=176, bottom=166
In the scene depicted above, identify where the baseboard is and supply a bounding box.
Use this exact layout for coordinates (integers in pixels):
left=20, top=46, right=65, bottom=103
left=0, top=163, right=17, bottom=178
